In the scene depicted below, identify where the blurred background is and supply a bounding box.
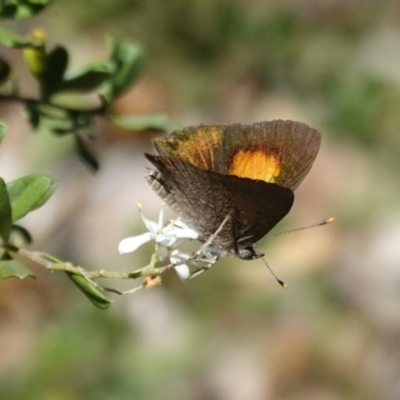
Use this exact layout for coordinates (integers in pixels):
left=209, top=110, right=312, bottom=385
left=1, top=0, right=400, bottom=399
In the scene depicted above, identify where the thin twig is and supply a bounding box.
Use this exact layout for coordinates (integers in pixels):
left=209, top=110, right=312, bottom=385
left=8, top=246, right=153, bottom=279
left=0, top=93, right=106, bottom=116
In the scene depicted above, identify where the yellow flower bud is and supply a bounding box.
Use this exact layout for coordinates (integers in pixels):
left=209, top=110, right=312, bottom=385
left=23, top=28, right=47, bottom=77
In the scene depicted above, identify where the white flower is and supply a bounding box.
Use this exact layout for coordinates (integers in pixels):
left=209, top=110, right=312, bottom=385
left=170, top=250, right=192, bottom=280
left=118, top=204, right=199, bottom=263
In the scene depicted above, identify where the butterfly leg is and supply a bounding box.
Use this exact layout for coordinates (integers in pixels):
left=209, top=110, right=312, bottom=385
left=197, top=212, right=232, bottom=255
left=188, top=266, right=210, bottom=279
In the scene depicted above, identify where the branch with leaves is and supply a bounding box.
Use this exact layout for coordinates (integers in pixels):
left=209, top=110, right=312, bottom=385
left=0, top=0, right=183, bottom=309
left=0, top=161, right=214, bottom=309
left=0, top=1, right=177, bottom=168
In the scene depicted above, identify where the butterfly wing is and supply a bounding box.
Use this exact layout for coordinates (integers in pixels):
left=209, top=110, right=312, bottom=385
left=215, top=172, right=294, bottom=248
left=153, top=120, right=320, bottom=191
left=152, top=124, right=225, bottom=171
left=224, top=120, right=321, bottom=190
left=145, top=155, right=294, bottom=254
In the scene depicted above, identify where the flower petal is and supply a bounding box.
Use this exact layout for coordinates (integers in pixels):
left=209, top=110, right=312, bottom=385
left=174, top=264, right=191, bottom=280
left=172, top=220, right=199, bottom=239
left=137, top=203, right=153, bottom=232
left=162, top=221, right=175, bottom=234
left=173, top=227, right=199, bottom=239
left=170, top=252, right=192, bottom=280
left=118, top=232, right=153, bottom=254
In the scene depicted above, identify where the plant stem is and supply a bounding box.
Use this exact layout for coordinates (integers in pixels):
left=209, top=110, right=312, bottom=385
left=0, top=93, right=106, bottom=116
left=7, top=245, right=168, bottom=280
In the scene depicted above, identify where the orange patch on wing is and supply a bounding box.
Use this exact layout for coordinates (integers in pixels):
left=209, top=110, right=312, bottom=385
left=162, top=126, right=222, bottom=170
left=229, top=150, right=280, bottom=182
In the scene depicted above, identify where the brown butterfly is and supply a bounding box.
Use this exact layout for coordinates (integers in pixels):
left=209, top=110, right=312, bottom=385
left=145, top=120, right=320, bottom=260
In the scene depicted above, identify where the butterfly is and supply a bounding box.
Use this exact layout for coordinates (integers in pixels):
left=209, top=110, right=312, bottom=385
left=145, top=120, right=320, bottom=260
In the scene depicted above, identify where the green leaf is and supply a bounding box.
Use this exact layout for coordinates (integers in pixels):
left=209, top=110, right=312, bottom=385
left=75, top=134, right=99, bottom=171
left=42, top=46, right=68, bottom=98
left=60, top=61, right=111, bottom=92
left=0, top=57, right=11, bottom=86
left=24, top=105, right=41, bottom=129
left=6, top=174, right=58, bottom=222
left=102, top=37, right=144, bottom=102
left=110, top=113, right=179, bottom=133
left=33, top=104, right=84, bottom=135
left=66, top=273, right=111, bottom=310
left=0, top=121, right=5, bottom=145
left=0, top=26, right=41, bottom=48
left=10, top=224, right=32, bottom=246
left=0, top=260, right=35, bottom=279
left=41, top=114, right=75, bottom=135
left=0, top=0, right=52, bottom=19
left=0, top=177, right=12, bottom=243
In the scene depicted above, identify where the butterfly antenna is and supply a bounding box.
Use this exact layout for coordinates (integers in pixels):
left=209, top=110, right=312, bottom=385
left=266, top=217, right=334, bottom=238
left=261, top=218, right=334, bottom=288
left=261, top=256, right=288, bottom=289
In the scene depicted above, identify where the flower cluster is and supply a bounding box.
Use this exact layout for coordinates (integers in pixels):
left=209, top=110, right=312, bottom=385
left=118, top=204, right=202, bottom=280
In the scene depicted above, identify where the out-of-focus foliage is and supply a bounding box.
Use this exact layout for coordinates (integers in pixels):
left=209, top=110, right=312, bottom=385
left=64, top=0, right=400, bottom=154
left=0, top=177, right=12, bottom=242
left=61, top=61, right=111, bottom=92
left=0, top=25, right=41, bottom=47
left=0, top=1, right=176, bottom=300
left=0, top=16, right=174, bottom=169
left=101, top=36, right=145, bottom=103
left=110, top=113, right=179, bottom=132
left=0, top=259, right=35, bottom=279
left=6, top=174, right=58, bottom=222
left=0, top=0, right=53, bottom=20
left=0, top=143, right=58, bottom=280
left=0, top=56, right=11, bottom=85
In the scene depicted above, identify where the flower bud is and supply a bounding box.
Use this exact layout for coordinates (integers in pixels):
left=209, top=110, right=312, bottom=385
left=23, top=28, right=47, bottom=78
